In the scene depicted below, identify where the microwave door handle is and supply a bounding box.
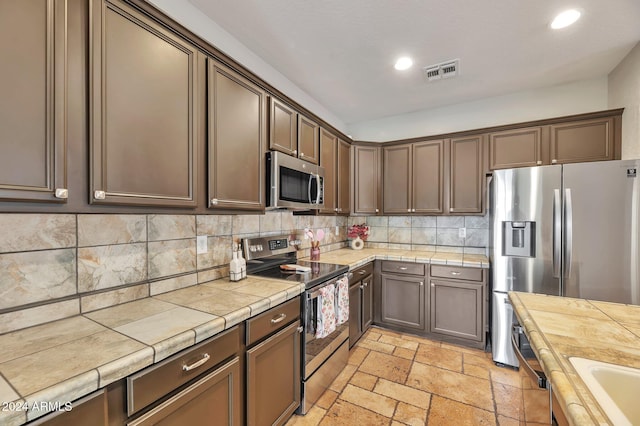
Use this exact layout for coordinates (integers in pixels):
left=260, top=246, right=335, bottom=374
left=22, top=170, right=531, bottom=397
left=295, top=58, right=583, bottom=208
left=315, top=174, right=321, bottom=204
left=308, top=174, right=313, bottom=204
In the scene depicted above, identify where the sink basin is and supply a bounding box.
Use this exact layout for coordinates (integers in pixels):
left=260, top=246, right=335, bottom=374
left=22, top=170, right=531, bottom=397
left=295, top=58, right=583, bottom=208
left=569, top=357, right=640, bottom=426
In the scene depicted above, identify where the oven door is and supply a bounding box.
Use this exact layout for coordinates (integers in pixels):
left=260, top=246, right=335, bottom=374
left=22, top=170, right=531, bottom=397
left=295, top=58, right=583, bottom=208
left=267, top=151, right=324, bottom=210
left=302, top=277, right=349, bottom=380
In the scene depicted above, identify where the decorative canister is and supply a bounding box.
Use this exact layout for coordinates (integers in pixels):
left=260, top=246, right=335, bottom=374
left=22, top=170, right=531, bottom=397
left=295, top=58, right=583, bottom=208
left=350, top=236, right=364, bottom=250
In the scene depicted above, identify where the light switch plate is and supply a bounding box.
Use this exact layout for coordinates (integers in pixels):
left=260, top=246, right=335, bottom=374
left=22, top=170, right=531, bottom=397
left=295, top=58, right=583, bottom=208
left=458, top=228, right=466, bottom=239
left=197, top=235, right=208, bottom=254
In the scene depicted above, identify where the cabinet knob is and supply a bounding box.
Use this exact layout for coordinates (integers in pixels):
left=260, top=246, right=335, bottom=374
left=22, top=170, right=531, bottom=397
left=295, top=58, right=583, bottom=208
left=536, top=160, right=543, bottom=165
left=419, top=282, right=424, bottom=286
left=375, top=208, right=379, bottom=213
left=297, top=326, right=304, bottom=333
left=211, top=198, right=219, bottom=205
left=94, top=190, right=106, bottom=200
left=449, top=208, right=454, bottom=212
left=412, top=208, right=416, bottom=213
left=293, top=149, right=298, bottom=155
left=407, top=209, right=411, bottom=212
left=431, top=283, right=435, bottom=287
left=551, top=159, right=558, bottom=164
left=360, top=285, right=365, bottom=290
left=300, top=152, right=304, bottom=157
left=54, top=188, right=68, bottom=199
left=334, top=208, right=339, bottom=212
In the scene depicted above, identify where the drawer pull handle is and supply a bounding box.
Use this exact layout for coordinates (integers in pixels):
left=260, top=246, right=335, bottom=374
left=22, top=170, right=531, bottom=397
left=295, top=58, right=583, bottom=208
left=271, top=313, right=287, bottom=324
left=399, top=267, right=408, bottom=271
left=182, top=353, right=210, bottom=372
left=359, top=270, right=366, bottom=275
left=451, top=271, right=461, bottom=275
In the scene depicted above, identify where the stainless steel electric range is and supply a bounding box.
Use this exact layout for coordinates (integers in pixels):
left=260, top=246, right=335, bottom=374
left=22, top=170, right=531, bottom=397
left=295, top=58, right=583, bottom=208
left=242, top=234, right=350, bottom=415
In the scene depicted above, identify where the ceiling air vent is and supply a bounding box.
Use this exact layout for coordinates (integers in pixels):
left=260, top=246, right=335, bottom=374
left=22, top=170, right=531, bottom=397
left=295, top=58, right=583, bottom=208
left=423, top=59, right=459, bottom=82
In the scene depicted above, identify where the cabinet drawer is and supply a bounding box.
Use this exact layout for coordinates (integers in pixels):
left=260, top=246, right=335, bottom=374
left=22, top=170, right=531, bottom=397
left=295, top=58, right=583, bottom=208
left=246, top=297, right=300, bottom=346
left=430, top=265, right=483, bottom=281
left=381, top=261, right=425, bottom=276
left=349, top=262, right=373, bottom=285
left=127, top=326, right=240, bottom=416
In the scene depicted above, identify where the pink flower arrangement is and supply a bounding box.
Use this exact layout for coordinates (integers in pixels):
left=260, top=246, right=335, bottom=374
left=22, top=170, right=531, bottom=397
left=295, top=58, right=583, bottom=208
left=347, top=224, right=369, bottom=241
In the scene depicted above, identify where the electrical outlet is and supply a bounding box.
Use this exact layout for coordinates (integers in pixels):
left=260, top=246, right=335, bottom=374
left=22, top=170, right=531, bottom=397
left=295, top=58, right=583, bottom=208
left=458, top=228, right=466, bottom=239
left=304, top=228, right=309, bottom=239
left=197, top=235, right=208, bottom=254
left=335, top=226, right=339, bottom=235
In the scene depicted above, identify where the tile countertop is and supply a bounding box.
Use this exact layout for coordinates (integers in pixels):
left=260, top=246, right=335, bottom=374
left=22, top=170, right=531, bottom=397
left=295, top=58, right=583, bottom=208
left=0, top=247, right=488, bottom=425
left=306, top=247, right=489, bottom=269
left=509, top=291, right=640, bottom=426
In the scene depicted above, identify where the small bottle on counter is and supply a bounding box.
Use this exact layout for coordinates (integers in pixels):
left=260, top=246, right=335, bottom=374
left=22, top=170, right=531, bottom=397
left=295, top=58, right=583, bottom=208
left=230, top=244, right=241, bottom=282
left=238, top=247, right=247, bottom=279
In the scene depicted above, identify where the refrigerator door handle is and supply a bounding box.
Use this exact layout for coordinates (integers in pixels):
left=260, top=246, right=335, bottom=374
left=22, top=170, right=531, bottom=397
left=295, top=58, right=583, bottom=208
left=564, top=188, right=573, bottom=279
left=552, top=189, right=561, bottom=278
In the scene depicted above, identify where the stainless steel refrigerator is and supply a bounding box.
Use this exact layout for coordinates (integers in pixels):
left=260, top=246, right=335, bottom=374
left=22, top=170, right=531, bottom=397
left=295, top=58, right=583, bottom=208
left=491, top=159, right=640, bottom=367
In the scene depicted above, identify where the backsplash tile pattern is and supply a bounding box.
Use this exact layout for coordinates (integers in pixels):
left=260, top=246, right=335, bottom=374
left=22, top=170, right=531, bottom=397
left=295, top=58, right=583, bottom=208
left=0, top=211, right=348, bottom=334
left=350, top=214, right=489, bottom=255
left=0, top=211, right=486, bottom=334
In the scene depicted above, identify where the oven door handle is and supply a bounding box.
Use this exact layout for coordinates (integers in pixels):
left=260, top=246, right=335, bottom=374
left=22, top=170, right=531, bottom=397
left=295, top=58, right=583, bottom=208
left=306, top=275, right=345, bottom=299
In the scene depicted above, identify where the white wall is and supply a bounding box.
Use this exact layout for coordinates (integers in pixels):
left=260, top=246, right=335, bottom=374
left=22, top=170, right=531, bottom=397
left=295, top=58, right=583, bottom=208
left=347, top=78, right=609, bottom=142
left=609, top=42, right=640, bottom=160
left=147, top=0, right=347, bottom=133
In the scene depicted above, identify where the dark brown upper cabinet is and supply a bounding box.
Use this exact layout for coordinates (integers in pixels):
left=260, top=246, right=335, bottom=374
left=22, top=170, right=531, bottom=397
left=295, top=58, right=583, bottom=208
left=319, top=128, right=350, bottom=215
left=0, top=0, right=68, bottom=202
left=208, top=60, right=266, bottom=211
left=550, top=116, right=614, bottom=164
left=383, top=140, right=444, bottom=214
left=337, top=139, right=351, bottom=215
left=90, top=0, right=199, bottom=207
left=489, top=127, right=543, bottom=170
left=269, top=97, right=319, bottom=165
left=413, top=140, right=445, bottom=214
left=353, top=145, right=381, bottom=215
left=382, top=144, right=411, bottom=214
left=449, top=135, right=484, bottom=214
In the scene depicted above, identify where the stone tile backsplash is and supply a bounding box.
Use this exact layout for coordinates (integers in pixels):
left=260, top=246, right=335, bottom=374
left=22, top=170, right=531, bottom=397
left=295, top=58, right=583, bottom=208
left=0, top=211, right=348, bottom=334
left=0, top=211, right=487, bottom=333
left=349, top=214, right=489, bottom=254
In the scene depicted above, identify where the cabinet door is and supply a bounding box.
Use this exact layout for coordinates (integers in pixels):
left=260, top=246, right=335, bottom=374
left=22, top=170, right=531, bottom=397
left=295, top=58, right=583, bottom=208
left=430, top=279, right=482, bottom=341
left=298, top=114, right=319, bottom=165
left=413, top=140, right=444, bottom=214
left=208, top=60, right=266, bottom=210
left=550, top=117, right=614, bottom=164
left=379, top=274, right=425, bottom=331
left=449, top=135, right=483, bottom=214
left=36, top=389, right=107, bottom=426
left=90, top=0, right=199, bottom=207
left=489, top=127, right=543, bottom=170
left=383, top=144, right=412, bottom=214
left=0, top=0, right=68, bottom=202
left=269, top=98, right=296, bottom=156
left=319, top=128, right=337, bottom=214
left=337, top=139, right=351, bottom=215
left=128, top=357, right=241, bottom=426
left=348, top=282, right=362, bottom=347
left=353, top=146, right=380, bottom=214
left=361, top=274, right=373, bottom=332
left=247, top=321, right=301, bottom=426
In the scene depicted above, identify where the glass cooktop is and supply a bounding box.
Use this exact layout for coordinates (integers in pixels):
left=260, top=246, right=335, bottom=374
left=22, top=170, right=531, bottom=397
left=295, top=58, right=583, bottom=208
left=249, top=260, right=348, bottom=289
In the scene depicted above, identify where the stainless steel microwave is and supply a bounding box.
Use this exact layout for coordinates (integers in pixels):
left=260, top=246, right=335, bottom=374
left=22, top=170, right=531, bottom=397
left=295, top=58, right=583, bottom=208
left=266, top=151, right=324, bottom=210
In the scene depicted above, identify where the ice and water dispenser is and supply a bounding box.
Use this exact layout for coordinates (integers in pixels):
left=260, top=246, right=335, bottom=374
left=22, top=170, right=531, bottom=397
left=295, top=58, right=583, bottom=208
left=502, top=221, right=536, bottom=257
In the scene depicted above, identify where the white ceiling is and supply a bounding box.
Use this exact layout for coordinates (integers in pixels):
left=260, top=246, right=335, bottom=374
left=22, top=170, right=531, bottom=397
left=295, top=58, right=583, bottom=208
left=188, top=0, right=640, bottom=126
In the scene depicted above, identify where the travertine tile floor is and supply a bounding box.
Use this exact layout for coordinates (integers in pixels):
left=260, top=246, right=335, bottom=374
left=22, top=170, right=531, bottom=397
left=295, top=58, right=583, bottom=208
left=287, top=326, right=550, bottom=426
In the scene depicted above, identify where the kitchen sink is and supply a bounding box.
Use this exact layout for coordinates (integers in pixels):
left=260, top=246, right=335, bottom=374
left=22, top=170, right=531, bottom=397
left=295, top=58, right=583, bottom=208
left=569, top=357, right=640, bottom=426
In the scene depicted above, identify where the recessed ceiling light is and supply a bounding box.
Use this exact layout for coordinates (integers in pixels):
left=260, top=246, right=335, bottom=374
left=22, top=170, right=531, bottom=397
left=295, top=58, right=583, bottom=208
left=394, top=57, right=413, bottom=71
left=551, top=9, right=581, bottom=29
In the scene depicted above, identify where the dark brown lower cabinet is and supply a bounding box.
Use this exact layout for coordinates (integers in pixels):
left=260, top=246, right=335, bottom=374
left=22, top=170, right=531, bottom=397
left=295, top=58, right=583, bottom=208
left=246, top=320, right=301, bottom=426
left=127, top=358, right=241, bottom=426
left=349, top=263, right=373, bottom=347
left=378, top=274, right=425, bottom=332
left=33, top=389, right=108, bottom=426
left=429, top=280, right=483, bottom=342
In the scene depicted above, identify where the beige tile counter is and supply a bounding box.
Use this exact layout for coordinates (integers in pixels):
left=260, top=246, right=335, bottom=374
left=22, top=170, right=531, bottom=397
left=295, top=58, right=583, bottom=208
left=509, top=292, right=640, bottom=425
left=305, top=247, right=489, bottom=269
left=0, top=247, right=488, bottom=425
left=0, top=276, right=304, bottom=425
